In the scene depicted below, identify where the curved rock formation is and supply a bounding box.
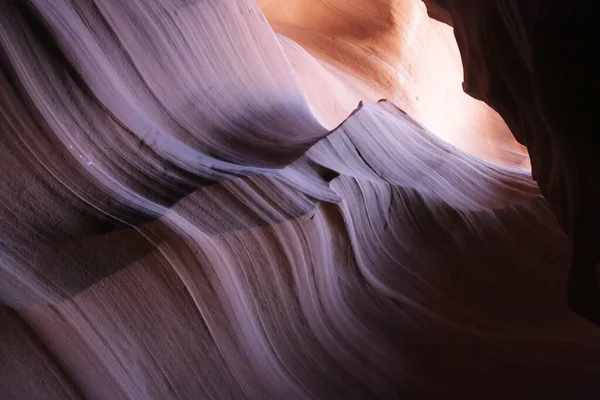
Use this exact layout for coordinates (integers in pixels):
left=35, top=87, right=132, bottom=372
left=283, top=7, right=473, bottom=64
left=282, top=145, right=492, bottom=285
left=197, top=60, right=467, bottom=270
left=0, top=0, right=598, bottom=398
left=260, top=0, right=530, bottom=168
left=421, top=0, right=600, bottom=325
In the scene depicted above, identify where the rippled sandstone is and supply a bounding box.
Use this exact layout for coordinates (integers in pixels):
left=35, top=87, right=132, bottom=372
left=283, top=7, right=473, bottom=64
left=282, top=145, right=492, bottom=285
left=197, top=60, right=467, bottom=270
left=0, top=0, right=599, bottom=398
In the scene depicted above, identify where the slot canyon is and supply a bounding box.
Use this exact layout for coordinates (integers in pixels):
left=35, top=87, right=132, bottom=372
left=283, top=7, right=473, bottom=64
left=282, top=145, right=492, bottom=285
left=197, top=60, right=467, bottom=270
left=1, top=0, right=599, bottom=398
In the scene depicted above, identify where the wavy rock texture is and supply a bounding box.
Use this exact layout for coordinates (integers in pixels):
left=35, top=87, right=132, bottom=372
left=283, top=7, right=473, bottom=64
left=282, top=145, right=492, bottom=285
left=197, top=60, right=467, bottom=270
left=0, top=0, right=599, bottom=398
left=259, top=0, right=530, bottom=168
left=420, top=0, right=600, bottom=325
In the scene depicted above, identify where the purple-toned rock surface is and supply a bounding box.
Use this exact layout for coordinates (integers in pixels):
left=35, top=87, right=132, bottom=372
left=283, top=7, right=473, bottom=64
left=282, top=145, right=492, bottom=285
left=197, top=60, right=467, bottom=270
left=1, top=0, right=598, bottom=398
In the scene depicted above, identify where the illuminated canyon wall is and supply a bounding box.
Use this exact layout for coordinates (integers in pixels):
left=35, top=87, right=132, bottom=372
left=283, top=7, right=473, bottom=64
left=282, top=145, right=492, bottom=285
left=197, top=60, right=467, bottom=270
left=1, top=0, right=598, bottom=398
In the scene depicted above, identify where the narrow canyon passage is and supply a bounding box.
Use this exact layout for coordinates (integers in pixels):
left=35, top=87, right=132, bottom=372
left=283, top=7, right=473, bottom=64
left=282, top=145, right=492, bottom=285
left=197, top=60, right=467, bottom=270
left=1, top=0, right=598, bottom=398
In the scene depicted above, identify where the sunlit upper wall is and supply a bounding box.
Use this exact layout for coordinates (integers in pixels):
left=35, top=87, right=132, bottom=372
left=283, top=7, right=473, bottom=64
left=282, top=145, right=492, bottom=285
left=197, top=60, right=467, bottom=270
left=257, top=0, right=531, bottom=170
